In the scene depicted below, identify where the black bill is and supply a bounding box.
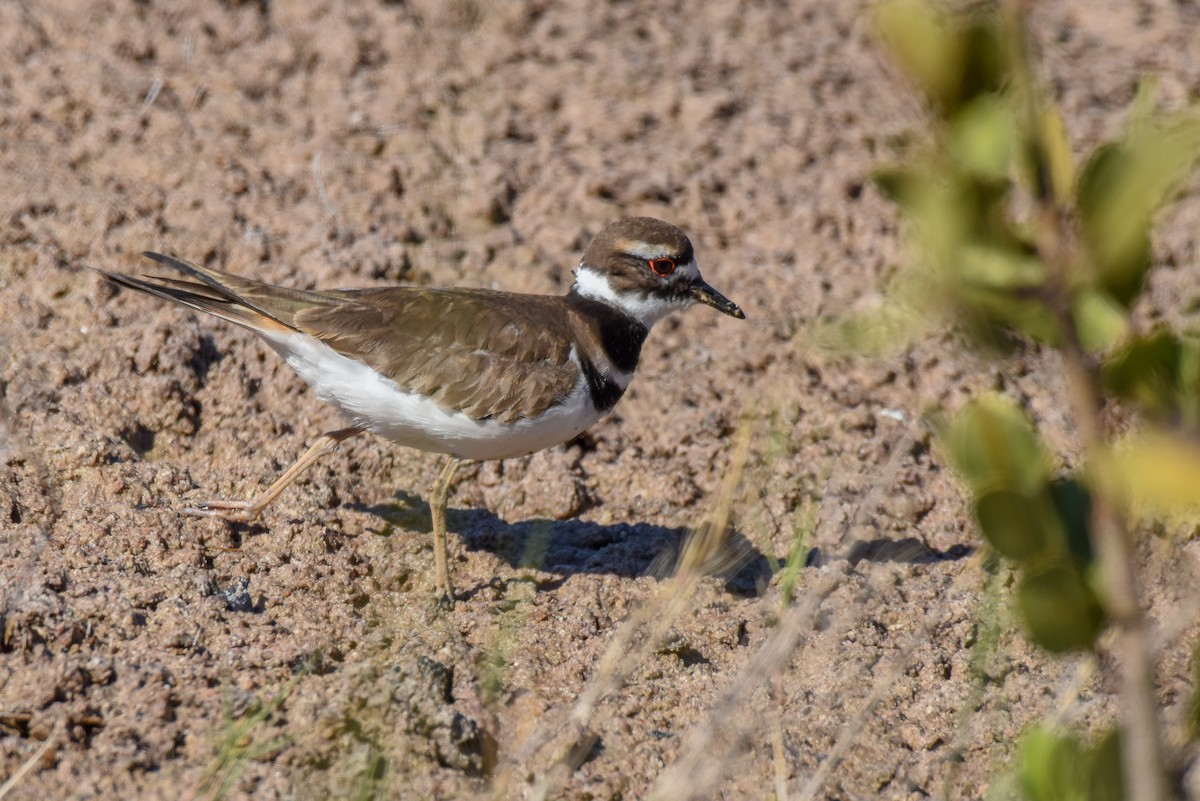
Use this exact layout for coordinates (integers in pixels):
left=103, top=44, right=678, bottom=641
left=691, top=281, right=746, bottom=319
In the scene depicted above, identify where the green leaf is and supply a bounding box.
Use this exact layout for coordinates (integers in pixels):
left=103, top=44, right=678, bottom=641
left=957, top=19, right=1005, bottom=109
left=1018, top=726, right=1088, bottom=801
left=1018, top=726, right=1124, bottom=801
left=974, top=489, right=1054, bottom=563
left=949, top=95, right=1016, bottom=181
left=1076, top=143, right=1152, bottom=305
left=1040, top=107, right=1075, bottom=205
left=974, top=479, right=1093, bottom=567
left=1048, top=477, right=1093, bottom=566
left=1098, top=431, right=1200, bottom=515
left=1102, top=330, right=1182, bottom=417
left=918, top=175, right=978, bottom=262
left=1102, top=330, right=1200, bottom=424
left=946, top=394, right=1049, bottom=495
left=1077, top=116, right=1200, bottom=306
left=952, top=242, right=1061, bottom=345
left=1071, top=287, right=1129, bottom=353
left=1127, top=76, right=1161, bottom=135
left=958, top=242, right=1044, bottom=290
left=874, top=0, right=967, bottom=114
left=1017, top=564, right=1107, bottom=653
left=872, top=167, right=973, bottom=262
left=963, top=292, right=1061, bottom=346
left=1019, top=106, right=1077, bottom=206
left=1086, top=728, right=1124, bottom=801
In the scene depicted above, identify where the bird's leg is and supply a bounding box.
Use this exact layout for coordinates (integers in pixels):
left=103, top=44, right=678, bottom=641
left=429, top=456, right=468, bottom=605
left=184, top=426, right=364, bottom=522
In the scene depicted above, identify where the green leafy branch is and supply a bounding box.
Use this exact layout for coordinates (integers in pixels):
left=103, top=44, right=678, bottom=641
left=872, top=1, right=1200, bottom=799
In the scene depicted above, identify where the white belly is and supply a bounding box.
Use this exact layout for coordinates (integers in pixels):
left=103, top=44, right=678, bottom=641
left=262, top=332, right=602, bottom=461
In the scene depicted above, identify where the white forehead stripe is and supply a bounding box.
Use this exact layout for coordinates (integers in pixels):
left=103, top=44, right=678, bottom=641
left=572, top=265, right=689, bottom=328
left=617, top=238, right=676, bottom=260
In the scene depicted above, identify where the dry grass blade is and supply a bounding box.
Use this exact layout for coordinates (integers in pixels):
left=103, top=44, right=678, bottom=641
left=795, top=624, right=922, bottom=801
left=794, top=554, right=983, bottom=801
left=0, top=733, right=56, bottom=801
left=647, top=413, right=944, bottom=800
left=771, top=674, right=790, bottom=801
left=191, top=676, right=300, bottom=801
left=498, top=419, right=756, bottom=801
left=646, top=571, right=837, bottom=801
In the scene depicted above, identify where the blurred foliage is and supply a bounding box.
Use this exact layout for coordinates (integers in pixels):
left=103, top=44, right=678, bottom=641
left=1018, top=726, right=1123, bottom=801
left=1102, top=331, right=1200, bottom=427
left=869, top=1, right=1200, bottom=356
left=873, top=0, right=1200, bottom=798
left=1097, top=432, right=1200, bottom=523
left=873, top=0, right=1200, bottom=638
left=947, top=396, right=1103, bottom=652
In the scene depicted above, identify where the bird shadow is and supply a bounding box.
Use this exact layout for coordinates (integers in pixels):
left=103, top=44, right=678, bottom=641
left=352, top=491, right=774, bottom=598
left=814, top=537, right=974, bottom=567
left=349, top=494, right=975, bottom=599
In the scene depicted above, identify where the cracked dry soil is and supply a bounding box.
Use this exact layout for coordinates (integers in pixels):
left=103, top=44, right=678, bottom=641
left=3, top=1, right=1200, bottom=799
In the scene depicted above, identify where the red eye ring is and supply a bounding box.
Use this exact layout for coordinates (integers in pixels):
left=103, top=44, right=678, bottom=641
left=649, top=257, right=676, bottom=276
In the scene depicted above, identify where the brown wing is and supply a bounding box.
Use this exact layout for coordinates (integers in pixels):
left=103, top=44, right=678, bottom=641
left=293, top=288, right=581, bottom=423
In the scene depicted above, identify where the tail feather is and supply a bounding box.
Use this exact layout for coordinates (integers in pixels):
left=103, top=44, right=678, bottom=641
left=96, top=252, right=339, bottom=335
left=139, top=253, right=338, bottom=318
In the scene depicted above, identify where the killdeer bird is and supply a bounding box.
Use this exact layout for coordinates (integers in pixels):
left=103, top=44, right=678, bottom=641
left=99, top=217, right=744, bottom=602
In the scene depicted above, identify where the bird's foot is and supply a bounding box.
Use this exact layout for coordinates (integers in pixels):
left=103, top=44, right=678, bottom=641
left=434, top=587, right=457, bottom=611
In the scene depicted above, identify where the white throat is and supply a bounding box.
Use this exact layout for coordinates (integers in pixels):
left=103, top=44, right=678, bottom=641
left=572, top=265, right=688, bottom=329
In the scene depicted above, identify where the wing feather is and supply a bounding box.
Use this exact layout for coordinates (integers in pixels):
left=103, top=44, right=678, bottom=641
left=104, top=254, right=583, bottom=424
left=294, top=288, right=581, bottom=423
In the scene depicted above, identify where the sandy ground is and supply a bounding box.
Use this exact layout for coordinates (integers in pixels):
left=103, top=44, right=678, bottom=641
left=2, top=1, right=1200, bottom=799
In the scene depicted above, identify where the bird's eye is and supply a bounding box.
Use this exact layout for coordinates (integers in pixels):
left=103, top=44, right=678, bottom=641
left=648, top=257, right=676, bottom=276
